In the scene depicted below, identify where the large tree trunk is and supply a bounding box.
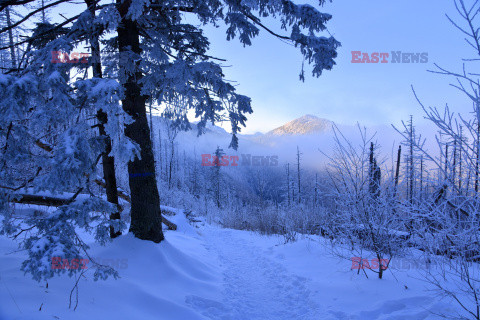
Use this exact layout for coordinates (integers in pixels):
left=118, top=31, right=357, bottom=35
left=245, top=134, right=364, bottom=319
left=97, top=109, right=122, bottom=239
left=117, top=0, right=164, bottom=243
left=86, top=0, right=121, bottom=239
left=5, top=6, right=16, bottom=69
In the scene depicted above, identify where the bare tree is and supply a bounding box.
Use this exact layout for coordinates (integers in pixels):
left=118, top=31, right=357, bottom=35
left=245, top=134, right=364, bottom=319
left=165, top=123, right=178, bottom=190
left=396, top=0, right=480, bottom=317
left=296, top=146, right=302, bottom=204
left=325, top=124, right=406, bottom=279
left=286, top=163, right=291, bottom=207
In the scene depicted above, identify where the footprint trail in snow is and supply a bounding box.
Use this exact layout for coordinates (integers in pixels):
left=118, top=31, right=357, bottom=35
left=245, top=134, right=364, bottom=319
left=187, top=227, right=323, bottom=320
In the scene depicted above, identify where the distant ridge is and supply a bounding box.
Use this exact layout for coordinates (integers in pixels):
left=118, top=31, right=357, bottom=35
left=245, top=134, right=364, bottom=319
left=266, top=114, right=332, bottom=136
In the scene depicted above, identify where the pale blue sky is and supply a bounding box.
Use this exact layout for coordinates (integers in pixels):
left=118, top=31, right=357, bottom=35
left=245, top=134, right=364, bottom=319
left=202, top=0, right=475, bottom=134
left=45, top=0, right=475, bottom=134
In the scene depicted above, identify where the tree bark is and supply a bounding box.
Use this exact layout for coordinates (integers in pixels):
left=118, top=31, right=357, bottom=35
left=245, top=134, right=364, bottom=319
left=117, top=0, right=164, bottom=243
left=394, top=145, right=401, bottom=195
left=86, top=0, right=121, bottom=239
left=5, top=6, right=16, bottom=69
left=14, top=194, right=72, bottom=206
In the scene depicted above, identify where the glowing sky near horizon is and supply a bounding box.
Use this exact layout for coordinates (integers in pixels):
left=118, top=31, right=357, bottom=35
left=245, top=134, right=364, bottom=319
left=200, top=0, right=476, bottom=134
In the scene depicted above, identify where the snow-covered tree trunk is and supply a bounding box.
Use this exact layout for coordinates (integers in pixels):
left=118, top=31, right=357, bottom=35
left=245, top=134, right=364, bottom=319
left=85, top=0, right=121, bottom=239
left=117, top=0, right=163, bottom=243
left=5, top=6, right=15, bottom=69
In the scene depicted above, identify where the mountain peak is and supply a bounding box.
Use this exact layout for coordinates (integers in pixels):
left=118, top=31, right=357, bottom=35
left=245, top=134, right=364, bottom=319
left=299, top=114, right=319, bottom=120
left=267, top=115, right=332, bottom=136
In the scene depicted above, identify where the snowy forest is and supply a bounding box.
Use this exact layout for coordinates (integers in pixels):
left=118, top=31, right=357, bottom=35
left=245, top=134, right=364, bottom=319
left=1, top=0, right=480, bottom=319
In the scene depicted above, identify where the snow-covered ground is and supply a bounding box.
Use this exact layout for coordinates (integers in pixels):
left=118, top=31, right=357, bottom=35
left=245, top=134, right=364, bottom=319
left=0, top=212, right=459, bottom=320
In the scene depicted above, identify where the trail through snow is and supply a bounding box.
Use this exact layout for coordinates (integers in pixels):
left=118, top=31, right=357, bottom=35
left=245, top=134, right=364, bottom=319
left=0, top=212, right=459, bottom=320
left=187, top=227, right=322, bottom=320
left=186, top=224, right=454, bottom=320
